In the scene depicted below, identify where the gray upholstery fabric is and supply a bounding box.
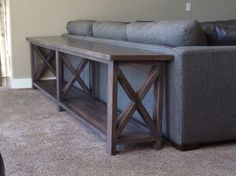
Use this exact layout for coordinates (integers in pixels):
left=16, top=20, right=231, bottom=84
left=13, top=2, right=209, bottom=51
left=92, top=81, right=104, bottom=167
left=66, top=20, right=94, bottom=36
left=173, top=46, right=236, bottom=144
left=127, top=20, right=208, bottom=47
left=93, top=21, right=128, bottom=41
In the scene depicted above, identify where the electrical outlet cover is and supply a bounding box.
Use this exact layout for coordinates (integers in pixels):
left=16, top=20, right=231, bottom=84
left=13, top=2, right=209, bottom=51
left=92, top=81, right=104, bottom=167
left=186, top=2, right=191, bottom=11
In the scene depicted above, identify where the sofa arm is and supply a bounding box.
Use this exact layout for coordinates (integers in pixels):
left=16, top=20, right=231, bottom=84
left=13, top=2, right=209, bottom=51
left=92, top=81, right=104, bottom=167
left=170, top=46, right=236, bottom=145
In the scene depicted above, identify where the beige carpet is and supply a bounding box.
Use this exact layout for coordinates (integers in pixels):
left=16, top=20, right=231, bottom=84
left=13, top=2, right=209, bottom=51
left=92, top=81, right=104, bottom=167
left=0, top=88, right=235, bottom=176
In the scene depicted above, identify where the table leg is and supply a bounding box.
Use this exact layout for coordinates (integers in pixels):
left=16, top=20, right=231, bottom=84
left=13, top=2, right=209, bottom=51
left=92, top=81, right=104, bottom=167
left=0, top=153, right=5, bottom=176
left=107, top=61, right=118, bottom=155
left=56, top=51, right=64, bottom=112
left=30, top=44, right=37, bottom=89
left=89, top=60, right=96, bottom=97
left=153, top=62, right=165, bottom=149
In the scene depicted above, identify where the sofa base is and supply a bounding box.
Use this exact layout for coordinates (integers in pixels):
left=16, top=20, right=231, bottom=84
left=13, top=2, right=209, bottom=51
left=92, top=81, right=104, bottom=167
left=171, top=142, right=201, bottom=151
left=169, top=139, right=236, bottom=151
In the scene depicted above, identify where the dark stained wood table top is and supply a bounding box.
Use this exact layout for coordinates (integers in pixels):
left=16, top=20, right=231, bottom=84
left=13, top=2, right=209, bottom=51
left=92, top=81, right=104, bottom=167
left=27, top=36, right=173, bottom=62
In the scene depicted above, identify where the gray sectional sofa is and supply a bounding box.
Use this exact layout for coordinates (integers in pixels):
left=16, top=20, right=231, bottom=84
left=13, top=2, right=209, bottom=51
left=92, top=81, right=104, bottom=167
left=63, top=19, right=236, bottom=150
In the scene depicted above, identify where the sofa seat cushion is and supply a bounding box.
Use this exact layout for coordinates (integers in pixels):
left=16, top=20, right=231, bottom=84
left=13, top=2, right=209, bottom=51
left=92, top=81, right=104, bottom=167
left=127, top=20, right=207, bottom=47
left=93, top=21, right=128, bottom=41
left=201, top=23, right=236, bottom=46
left=67, top=20, right=94, bottom=36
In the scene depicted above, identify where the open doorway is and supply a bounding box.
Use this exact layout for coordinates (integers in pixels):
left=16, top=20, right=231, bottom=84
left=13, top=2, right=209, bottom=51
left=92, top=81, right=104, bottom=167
left=0, top=0, right=11, bottom=87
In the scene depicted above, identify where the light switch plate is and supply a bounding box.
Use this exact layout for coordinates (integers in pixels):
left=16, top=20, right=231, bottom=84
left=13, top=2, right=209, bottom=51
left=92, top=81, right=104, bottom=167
left=186, top=2, right=191, bottom=11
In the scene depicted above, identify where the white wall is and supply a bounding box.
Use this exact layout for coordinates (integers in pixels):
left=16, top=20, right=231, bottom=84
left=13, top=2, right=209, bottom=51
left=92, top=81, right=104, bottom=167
left=9, top=0, right=236, bottom=82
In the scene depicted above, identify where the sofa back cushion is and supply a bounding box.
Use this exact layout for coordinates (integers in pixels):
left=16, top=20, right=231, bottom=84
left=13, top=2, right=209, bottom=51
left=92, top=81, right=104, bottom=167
left=93, top=21, right=128, bottom=41
left=201, top=22, right=236, bottom=46
left=127, top=20, right=207, bottom=47
left=67, top=20, right=94, bottom=36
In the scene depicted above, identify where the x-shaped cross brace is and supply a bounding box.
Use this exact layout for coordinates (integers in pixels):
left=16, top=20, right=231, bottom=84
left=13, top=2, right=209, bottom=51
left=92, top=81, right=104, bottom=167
left=116, top=65, right=161, bottom=137
left=34, top=47, right=56, bottom=79
left=60, top=54, right=94, bottom=98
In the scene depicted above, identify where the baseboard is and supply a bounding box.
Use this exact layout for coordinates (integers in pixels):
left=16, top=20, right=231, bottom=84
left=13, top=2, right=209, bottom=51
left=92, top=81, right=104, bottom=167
left=11, top=78, right=32, bottom=89
left=10, top=77, right=56, bottom=89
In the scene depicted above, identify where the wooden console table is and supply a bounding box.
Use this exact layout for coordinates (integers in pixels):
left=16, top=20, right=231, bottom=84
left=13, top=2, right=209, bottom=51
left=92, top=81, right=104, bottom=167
left=27, top=36, right=173, bottom=155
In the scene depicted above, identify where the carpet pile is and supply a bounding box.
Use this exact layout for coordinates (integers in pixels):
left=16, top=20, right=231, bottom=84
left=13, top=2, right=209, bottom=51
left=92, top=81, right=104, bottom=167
left=0, top=88, right=235, bottom=176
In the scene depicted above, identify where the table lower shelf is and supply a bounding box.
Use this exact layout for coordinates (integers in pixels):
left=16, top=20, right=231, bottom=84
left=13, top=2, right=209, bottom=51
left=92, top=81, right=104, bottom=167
left=34, top=80, right=157, bottom=145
